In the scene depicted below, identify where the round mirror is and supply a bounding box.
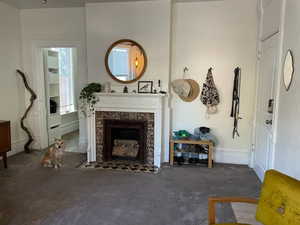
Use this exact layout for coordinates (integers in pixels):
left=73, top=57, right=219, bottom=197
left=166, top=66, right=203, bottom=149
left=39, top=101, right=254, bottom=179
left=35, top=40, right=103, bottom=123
left=105, top=39, right=147, bottom=84
left=283, top=49, right=294, bottom=91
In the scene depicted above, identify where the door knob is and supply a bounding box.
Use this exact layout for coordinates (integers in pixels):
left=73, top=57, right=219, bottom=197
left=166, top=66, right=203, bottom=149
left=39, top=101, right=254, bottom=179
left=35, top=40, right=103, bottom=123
left=265, top=120, right=272, bottom=125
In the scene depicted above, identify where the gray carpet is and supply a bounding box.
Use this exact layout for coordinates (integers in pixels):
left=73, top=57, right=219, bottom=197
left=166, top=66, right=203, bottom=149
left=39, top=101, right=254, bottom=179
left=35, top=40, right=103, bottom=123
left=0, top=151, right=261, bottom=225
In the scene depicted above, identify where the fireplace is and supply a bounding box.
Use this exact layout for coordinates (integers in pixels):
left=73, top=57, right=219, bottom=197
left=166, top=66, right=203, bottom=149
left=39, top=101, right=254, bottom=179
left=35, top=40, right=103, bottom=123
left=95, top=111, right=155, bottom=165
left=103, top=120, right=147, bottom=162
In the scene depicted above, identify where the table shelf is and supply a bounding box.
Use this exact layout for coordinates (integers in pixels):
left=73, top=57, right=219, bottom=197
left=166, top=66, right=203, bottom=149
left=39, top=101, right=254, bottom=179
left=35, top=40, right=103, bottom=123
left=170, top=139, right=214, bottom=168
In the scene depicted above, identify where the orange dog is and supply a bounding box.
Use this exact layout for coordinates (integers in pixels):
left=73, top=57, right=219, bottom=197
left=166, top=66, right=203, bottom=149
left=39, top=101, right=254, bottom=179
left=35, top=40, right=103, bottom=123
left=41, top=139, right=65, bottom=168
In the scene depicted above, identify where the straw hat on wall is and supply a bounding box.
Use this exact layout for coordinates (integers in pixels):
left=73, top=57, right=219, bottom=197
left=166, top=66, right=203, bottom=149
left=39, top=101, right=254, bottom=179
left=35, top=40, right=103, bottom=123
left=171, top=79, right=200, bottom=102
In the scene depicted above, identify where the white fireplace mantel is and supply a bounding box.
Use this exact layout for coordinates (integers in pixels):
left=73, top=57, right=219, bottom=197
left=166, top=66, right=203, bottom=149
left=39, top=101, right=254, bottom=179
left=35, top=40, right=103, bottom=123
left=86, top=93, right=168, bottom=168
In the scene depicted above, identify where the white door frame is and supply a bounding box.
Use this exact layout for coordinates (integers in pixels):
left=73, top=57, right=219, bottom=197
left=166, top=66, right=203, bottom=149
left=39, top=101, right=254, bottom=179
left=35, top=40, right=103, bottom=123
left=31, top=40, right=82, bottom=149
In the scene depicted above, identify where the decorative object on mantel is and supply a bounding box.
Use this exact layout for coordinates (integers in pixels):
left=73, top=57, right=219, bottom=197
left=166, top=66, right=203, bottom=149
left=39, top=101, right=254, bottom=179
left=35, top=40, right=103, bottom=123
left=171, top=67, right=200, bottom=102
left=158, top=79, right=162, bottom=92
left=200, top=67, right=220, bottom=114
left=138, top=81, right=153, bottom=93
left=16, top=70, right=37, bottom=153
left=79, top=83, right=102, bottom=117
left=123, top=86, right=128, bottom=93
left=283, top=49, right=294, bottom=91
left=230, top=67, right=242, bottom=139
left=103, top=82, right=111, bottom=93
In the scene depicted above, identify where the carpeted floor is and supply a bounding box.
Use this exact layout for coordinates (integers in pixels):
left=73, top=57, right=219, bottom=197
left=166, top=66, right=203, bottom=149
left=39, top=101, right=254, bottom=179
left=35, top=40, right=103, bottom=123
left=0, top=151, right=261, bottom=225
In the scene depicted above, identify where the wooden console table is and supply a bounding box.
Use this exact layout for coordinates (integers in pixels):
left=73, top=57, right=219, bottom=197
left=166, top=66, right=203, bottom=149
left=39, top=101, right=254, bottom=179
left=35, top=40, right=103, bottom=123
left=0, top=121, right=11, bottom=168
left=170, top=139, right=214, bottom=168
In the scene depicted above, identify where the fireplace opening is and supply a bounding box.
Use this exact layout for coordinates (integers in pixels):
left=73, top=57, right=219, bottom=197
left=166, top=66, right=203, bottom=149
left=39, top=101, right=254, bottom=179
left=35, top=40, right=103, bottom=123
left=103, top=120, right=147, bottom=163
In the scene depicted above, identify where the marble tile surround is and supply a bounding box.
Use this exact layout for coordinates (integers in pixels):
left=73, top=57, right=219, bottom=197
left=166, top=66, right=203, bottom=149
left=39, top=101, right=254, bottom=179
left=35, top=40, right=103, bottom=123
left=95, top=111, right=155, bottom=165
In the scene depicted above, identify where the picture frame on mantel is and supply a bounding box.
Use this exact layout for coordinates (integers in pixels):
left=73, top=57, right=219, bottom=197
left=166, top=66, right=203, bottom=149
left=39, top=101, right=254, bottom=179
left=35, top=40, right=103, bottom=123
left=138, top=81, right=153, bottom=94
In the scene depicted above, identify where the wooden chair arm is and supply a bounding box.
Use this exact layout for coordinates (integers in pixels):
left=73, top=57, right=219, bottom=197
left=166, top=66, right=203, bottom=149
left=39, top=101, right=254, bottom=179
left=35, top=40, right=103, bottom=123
left=208, top=197, right=258, bottom=225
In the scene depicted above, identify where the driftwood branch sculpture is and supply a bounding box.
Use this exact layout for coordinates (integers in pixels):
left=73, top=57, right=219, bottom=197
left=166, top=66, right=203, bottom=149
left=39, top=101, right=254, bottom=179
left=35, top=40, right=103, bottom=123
left=17, top=70, right=37, bottom=153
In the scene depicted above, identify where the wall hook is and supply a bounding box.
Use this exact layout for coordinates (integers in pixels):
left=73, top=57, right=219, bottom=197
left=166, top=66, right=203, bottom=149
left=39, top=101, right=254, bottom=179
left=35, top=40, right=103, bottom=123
left=183, top=67, right=189, bottom=74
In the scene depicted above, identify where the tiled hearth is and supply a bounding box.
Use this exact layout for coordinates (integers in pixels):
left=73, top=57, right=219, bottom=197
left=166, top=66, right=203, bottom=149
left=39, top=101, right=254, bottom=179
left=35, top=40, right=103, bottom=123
left=80, top=160, right=158, bottom=173
left=95, top=111, right=155, bottom=165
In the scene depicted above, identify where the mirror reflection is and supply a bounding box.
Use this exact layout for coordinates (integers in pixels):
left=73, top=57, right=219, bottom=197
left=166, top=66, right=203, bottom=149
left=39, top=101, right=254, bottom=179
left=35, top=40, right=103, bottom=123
left=105, top=40, right=147, bottom=83
left=283, top=50, right=294, bottom=91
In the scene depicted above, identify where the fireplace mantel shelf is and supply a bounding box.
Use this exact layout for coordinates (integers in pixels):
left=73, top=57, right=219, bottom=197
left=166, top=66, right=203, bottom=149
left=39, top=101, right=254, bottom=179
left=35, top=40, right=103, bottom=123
left=95, top=93, right=168, bottom=98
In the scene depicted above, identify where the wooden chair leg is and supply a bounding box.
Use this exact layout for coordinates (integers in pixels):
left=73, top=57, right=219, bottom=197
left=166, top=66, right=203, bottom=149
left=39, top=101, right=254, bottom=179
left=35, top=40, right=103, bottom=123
left=208, top=143, right=213, bottom=168
left=2, top=153, right=8, bottom=169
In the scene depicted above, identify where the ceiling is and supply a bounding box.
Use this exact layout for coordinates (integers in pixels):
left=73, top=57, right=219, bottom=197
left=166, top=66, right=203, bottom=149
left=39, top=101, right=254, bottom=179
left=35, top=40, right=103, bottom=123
left=1, top=0, right=222, bottom=9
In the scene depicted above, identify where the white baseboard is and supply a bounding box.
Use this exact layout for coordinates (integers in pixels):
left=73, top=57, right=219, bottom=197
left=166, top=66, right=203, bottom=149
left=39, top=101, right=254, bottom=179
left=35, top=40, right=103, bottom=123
left=0, top=139, right=27, bottom=160
left=254, top=164, right=265, bottom=181
left=61, top=120, right=79, bottom=136
left=214, top=148, right=250, bottom=165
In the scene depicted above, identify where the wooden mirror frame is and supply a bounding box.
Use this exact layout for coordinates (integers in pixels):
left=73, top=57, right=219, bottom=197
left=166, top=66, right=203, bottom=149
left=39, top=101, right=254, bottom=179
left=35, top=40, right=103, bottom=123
left=105, top=39, right=147, bottom=84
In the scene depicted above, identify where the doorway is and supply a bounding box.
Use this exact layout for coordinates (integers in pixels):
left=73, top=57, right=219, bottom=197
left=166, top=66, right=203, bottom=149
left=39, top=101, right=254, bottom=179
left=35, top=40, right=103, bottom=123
left=253, top=34, right=279, bottom=180
left=43, top=48, right=79, bottom=151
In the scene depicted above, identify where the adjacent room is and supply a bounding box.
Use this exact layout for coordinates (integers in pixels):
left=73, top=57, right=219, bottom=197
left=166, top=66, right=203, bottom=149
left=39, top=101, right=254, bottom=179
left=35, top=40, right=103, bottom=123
left=0, top=0, right=299, bottom=225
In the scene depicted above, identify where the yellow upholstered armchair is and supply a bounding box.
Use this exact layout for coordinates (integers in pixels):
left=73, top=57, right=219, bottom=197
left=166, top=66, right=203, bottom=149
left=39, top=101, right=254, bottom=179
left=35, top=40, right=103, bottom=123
left=208, top=170, right=300, bottom=225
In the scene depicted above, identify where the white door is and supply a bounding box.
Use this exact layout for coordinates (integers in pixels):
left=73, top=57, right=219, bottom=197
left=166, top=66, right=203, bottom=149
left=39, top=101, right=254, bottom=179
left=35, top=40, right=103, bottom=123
left=254, top=35, right=279, bottom=181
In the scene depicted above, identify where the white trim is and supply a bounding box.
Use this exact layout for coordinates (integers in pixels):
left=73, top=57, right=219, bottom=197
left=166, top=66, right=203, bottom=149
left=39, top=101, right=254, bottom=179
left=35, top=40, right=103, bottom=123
left=61, top=120, right=79, bottom=136
left=270, top=0, right=287, bottom=170
left=31, top=40, right=83, bottom=150
left=252, top=0, right=286, bottom=178
left=251, top=0, right=264, bottom=169
left=0, top=139, right=27, bottom=159
left=254, top=163, right=265, bottom=181
left=214, top=148, right=250, bottom=165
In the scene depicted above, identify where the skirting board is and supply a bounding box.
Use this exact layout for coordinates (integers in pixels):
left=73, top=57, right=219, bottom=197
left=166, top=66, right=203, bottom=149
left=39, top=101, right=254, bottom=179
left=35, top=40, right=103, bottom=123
left=61, top=120, right=79, bottom=136
left=0, top=139, right=27, bottom=160
left=254, top=164, right=265, bottom=181
left=214, top=148, right=250, bottom=165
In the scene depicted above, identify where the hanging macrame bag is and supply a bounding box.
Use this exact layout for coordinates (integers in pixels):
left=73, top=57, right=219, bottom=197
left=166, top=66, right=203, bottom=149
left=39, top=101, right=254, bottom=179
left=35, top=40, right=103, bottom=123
left=200, top=68, right=220, bottom=114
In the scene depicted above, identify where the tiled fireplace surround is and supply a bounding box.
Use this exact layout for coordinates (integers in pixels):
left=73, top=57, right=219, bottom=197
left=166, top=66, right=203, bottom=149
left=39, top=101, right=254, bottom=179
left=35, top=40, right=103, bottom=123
left=95, top=111, right=155, bottom=165
left=86, top=93, right=167, bottom=168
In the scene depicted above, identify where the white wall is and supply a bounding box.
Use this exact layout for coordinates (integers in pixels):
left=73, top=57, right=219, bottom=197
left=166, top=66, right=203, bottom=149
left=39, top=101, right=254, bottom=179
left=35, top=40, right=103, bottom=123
left=171, top=0, right=258, bottom=164
left=0, top=2, right=26, bottom=156
left=261, top=0, right=282, bottom=39
left=86, top=0, right=171, bottom=91
left=274, top=0, right=300, bottom=179
left=85, top=0, right=172, bottom=161
left=20, top=7, right=88, bottom=149
left=1, top=0, right=260, bottom=165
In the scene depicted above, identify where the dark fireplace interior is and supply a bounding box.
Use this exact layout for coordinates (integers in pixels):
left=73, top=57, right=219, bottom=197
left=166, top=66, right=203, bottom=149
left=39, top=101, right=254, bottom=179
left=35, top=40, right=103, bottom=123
left=103, top=120, right=147, bottom=163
